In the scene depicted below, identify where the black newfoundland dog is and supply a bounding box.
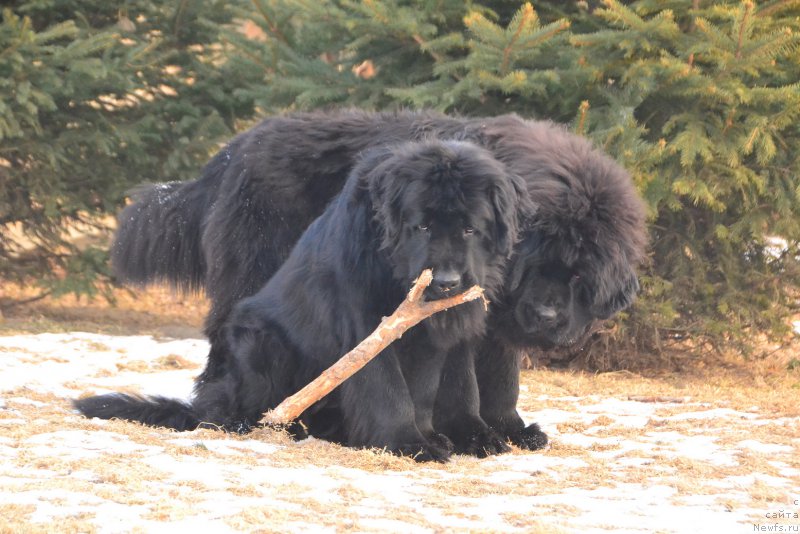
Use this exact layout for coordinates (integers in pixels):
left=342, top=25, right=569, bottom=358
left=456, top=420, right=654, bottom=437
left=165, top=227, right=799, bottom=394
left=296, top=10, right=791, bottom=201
left=76, top=140, right=528, bottom=461
left=106, top=110, right=648, bottom=453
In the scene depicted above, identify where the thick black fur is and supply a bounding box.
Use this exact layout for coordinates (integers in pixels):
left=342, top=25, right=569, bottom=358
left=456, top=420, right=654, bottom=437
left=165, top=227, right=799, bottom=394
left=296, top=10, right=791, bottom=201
left=107, top=110, right=648, bottom=453
left=77, top=140, right=526, bottom=461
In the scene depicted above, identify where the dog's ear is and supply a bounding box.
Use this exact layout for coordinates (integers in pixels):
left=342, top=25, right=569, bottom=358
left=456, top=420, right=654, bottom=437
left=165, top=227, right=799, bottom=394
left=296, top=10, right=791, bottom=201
left=361, top=147, right=403, bottom=248
left=225, top=299, right=271, bottom=355
left=591, top=268, right=640, bottom=320
left=491, top=172, right=531, bottom=258
left=506, top=234, right=541, bottom=292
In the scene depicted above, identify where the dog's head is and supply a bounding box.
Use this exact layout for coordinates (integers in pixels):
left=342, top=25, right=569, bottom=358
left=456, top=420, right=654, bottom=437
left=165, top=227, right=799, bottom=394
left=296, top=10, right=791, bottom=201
left=362, top=139, right=529, bottom=306
left=482, top=117, right=648, bottom=349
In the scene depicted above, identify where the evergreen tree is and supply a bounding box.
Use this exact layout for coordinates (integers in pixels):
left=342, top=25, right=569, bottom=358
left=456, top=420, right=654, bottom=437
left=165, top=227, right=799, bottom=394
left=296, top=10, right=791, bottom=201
left=565, top=1, right=800, bottom=349
left=0, top=1, right=254, bottom=297
left=4, top=0, right=799, bottom=357
left=222, top=0, right=800, bottom=354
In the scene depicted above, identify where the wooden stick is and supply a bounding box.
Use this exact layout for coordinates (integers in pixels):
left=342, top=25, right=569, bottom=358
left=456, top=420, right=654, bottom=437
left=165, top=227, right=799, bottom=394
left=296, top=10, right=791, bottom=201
left=260, top=269, right=486, bottom=426
left=627, top=395, right=690, bottom=404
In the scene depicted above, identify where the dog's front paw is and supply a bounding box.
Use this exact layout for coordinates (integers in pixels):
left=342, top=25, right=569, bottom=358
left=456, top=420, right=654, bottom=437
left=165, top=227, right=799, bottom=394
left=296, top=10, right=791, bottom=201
left=425, top=432, right=455, bottom=454
left=455, top=426, right=512, bottom=458
left=394, top=440, right=452, bottom=463
left=508, top=422, right=548, bottom=450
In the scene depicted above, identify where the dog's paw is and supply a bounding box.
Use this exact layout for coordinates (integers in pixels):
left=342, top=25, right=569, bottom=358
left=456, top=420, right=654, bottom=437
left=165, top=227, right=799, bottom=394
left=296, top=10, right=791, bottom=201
left=394, top=440, right=452, bottom=463
left=425, top=432, right=455, bottom=454
left=455, top=426, right=512, bottom=458
left=508, top=422, right=548, bottom=451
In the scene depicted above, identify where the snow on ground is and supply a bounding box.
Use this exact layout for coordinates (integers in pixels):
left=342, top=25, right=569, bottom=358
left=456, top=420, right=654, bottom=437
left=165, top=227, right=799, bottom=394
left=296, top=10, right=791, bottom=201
left=1, top=332, right=798, bottom=533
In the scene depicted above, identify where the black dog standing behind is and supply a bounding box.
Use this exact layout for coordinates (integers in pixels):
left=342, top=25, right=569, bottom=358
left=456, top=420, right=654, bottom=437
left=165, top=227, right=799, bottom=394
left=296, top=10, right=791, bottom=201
left=76, top=140, right=528, bottom=461
left=467, top=118, right=648, bottom=447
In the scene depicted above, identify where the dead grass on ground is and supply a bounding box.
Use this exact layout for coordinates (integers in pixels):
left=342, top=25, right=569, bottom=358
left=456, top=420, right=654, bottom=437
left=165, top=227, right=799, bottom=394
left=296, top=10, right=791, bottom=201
left=0, top=282, right=208, bottom=338
left=1, top=282, right=799, bottom=531
left=2, top=279, right=798, bottom=399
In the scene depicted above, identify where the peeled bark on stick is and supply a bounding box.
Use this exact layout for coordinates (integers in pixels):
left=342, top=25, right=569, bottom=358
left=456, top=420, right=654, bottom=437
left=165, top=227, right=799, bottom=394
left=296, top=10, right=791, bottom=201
left=260, top=269, right=486, bottom=426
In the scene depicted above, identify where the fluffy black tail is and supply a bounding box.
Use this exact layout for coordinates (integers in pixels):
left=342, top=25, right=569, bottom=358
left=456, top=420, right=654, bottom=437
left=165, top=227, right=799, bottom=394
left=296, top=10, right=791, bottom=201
left=74, top=394, right=200, bottom=431
left=110, top=142, right=236, bottom=291
left=110, top=179, right=211, bottom=292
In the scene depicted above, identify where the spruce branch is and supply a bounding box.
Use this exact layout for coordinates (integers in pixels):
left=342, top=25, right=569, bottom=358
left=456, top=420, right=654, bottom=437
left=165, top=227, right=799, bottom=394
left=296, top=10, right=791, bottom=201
left=501, top=3, right=536, bottom=75
left=252, top=0, right=288, bottom=43
left=576, top=100, right=590, bottom=136
left=757, top=0, right=800, bottom=19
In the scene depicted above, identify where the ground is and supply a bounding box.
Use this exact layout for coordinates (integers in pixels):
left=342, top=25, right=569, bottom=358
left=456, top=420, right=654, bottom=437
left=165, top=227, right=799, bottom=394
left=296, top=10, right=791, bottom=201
left=0, top=286, right=798, bottom=533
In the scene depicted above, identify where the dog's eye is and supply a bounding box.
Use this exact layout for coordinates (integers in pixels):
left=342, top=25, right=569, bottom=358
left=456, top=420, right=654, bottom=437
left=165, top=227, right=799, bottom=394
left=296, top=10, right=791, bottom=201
left=570, top=273, right=581, bottom=286
left=463, top=226, right=475, bottom=236
left=417, top=223, right=430, bottom=232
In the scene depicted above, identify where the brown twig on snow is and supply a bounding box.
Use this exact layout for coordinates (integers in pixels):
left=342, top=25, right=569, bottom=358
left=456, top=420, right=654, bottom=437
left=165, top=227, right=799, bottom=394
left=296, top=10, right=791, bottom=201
left=260, top=269, right=487, bottom=426
left=627, top=396, right=690, bottom=404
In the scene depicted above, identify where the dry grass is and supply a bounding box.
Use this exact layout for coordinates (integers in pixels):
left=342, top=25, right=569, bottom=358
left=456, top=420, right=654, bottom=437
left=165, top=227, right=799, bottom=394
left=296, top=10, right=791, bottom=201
left=0, top=282, right=208, bottom=338
left=1, top=282, right=799, bottom=531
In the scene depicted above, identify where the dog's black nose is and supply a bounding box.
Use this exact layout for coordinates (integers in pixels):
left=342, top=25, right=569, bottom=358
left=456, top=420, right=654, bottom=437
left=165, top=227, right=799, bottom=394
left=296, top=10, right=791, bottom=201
left=432, top=270, right=461, bottom=293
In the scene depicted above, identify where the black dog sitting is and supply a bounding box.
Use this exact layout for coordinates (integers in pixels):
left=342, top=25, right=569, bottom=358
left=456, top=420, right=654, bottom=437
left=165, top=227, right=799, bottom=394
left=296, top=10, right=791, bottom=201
left=76, top=139, right=528, bottom=461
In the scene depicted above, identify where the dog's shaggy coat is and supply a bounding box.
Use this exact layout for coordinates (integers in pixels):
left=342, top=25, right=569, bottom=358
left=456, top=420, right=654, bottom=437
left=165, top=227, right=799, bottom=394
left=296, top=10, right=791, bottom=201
left=107, top=110, right=648, bottom=452
left=77, top=140, right=527, bottom=461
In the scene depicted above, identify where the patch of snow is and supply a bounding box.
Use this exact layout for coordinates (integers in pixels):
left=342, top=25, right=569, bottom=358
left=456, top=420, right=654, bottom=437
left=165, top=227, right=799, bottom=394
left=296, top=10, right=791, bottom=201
left=554, top=433, right=617, bottom=448
left=738, top=440, right=793, bottom=454
left=482, top=470, right=533, bottom=484
left=1, top=486, right=159, bottom=532
left=615, top=456, right=654, bottom=468
left=165, top=437, right=283, bottom=457
left=0, top=418, right=27, bottom=426
left=533, top=394, right=586, bottom=402
left=767, top=461, right=800, bottom=478
left=723, top=473, right=795, bottom=488
left=0, top=333, right=207, bottom=399
left=358, top=518, right=433, bottom=533
left=520, top=407, right=598, bottom=428
left=663, top=408, right=760, bottom=422
left=582, top=397, right=660, bottom=416
left=7, top=397, right=47, bottom=407
left=485, top=453, right=590, bottom=483
left=25, top=430, right=163, bottom=459
left=533, top=483, right=753, bottom=534
left=1, top=332, right=798, bottom=533
left=642, top=432, right=736, bottom=466
left=592, top=440, right=659, bottom=461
